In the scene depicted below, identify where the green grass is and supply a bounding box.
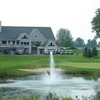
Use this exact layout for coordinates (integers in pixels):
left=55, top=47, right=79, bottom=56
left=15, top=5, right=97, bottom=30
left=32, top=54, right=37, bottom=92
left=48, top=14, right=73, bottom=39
left=0, top=95, right=39, bottom=100
left=0, top=95, right=73, bottom=100
left=0, top=55, right=50, bottom=77
left=55, top=55, right=100, bottom=74
left=0, top=52, right=100, bottom=77
left=0, top=93, right=98, bottom=100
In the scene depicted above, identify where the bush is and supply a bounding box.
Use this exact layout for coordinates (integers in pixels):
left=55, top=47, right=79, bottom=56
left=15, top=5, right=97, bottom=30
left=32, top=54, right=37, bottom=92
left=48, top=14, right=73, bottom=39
left=46, top=92, right=73, bottom=100
left=92, top=47, right=98, bottom=57
left=83, top=47, right=98, bottom=58
left=87, top=48, right=93, bottom=58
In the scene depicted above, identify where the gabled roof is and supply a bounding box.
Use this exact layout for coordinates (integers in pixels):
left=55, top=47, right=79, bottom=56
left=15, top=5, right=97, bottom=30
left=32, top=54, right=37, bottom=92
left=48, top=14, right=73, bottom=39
left=0, top=26, right=55, bottom=41
left=42, top=39, right=56, bottom=47
left=17, top=33, right=29, bottom=40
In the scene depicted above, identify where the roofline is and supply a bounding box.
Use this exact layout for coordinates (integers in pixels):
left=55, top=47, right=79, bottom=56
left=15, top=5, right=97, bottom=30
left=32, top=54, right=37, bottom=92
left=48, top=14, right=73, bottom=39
left=2, top=26, right=52, bottom=28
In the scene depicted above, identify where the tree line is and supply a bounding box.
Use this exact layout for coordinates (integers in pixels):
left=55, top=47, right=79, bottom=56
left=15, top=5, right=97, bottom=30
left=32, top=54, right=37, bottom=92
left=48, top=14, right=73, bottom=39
left=56, top=28, right=98, bottom=49
left=55, top=7, right=100, bottom=58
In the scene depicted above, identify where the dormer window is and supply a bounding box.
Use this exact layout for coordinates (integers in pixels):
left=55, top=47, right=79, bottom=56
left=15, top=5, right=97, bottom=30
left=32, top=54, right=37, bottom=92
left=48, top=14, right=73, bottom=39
left=48, top=43, right=54, bottom=46
left=22, top=35, right=28, bottom=39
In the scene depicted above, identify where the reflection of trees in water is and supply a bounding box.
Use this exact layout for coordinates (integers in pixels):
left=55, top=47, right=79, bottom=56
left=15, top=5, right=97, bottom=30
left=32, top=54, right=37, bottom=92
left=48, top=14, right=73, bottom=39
left=83, top=75, right=98, bottom=81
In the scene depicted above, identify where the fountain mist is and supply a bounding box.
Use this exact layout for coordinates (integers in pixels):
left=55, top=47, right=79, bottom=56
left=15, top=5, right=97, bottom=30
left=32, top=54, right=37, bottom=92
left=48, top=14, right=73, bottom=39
left=42, top=51, right=62, bottom=84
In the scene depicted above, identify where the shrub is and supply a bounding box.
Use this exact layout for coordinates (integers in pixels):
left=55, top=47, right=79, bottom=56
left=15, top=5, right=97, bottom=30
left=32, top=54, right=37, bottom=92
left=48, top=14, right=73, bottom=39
left=83, top=46, right=98, bottom=58
left=92, top=47, right=98, bottom=57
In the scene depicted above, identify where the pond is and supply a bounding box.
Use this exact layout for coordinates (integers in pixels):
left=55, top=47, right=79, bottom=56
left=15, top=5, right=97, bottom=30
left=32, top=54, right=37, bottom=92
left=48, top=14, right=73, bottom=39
left=0, top=74, right=100, bottom=100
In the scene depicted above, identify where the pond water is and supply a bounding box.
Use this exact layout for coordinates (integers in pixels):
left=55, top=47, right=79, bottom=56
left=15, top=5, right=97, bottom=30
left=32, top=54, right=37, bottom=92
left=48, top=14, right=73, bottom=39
left=0, top=74, right=100, bottom=100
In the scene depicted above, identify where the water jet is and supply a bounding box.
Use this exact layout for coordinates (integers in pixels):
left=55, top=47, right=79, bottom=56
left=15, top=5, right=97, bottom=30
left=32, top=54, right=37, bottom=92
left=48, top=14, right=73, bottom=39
left=42, top=51, right=63, bottom=84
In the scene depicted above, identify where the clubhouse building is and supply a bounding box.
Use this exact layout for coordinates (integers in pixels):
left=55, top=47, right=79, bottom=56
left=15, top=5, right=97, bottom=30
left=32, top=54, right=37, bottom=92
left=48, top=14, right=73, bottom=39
left=0, top=22, right=58, bottom=54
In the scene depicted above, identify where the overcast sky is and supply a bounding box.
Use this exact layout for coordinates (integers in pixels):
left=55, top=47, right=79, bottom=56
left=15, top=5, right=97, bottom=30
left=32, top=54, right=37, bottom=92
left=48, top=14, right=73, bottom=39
left=0, top=0, right=100, bottom=42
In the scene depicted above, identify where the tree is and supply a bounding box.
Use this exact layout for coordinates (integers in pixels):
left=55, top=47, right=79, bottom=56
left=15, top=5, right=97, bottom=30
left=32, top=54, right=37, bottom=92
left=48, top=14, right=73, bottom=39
left=87, top=48, right=93, bottom=58
left=83, top=46, right=98, bottom=58
left=83, top=46, right=88, bottom=57
left=56, top=28, right=73, bottom=47
left=74, top=37, right=85, bottom=48
left=86, top=39, right=97, bottom=48
left=91, top=39, right=97, bottom=48
left=83, top=47, right=92, bottom=58
left=87, top=39, right=91, bottom=48
left=92, top=47, right=98, bottom=57
left=91, top=8, right=100, bottom=38
left=97, top=41, right=100, bottom=47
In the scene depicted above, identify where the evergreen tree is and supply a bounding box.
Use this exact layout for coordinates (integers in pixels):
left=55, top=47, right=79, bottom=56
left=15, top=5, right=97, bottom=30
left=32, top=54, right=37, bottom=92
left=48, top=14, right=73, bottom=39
left=83, top=47, right=98, bottom=58
left=83, top=47, right=88, bottom=57
left=92, top=47, right=98, bottom=57
left=87, top=48, right=93, bottom=58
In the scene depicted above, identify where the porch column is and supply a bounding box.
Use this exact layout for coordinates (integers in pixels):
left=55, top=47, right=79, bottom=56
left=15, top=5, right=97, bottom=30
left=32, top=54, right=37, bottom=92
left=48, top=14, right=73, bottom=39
left=29, top=41, right=31, bottom=54
left=37, top=47, right=40, bottom=54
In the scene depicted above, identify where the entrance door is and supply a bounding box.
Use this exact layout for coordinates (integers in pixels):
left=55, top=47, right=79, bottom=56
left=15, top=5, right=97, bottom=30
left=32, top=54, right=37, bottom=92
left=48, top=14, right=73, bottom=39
left=31, top=47, right=37, bottom=54
left=40, top=49, right=43, bottom=54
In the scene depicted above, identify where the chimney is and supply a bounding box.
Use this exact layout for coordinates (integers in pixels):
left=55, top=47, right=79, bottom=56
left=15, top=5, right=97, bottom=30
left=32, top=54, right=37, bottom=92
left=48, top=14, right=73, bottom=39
left=0, top=21, right=2, bottom=32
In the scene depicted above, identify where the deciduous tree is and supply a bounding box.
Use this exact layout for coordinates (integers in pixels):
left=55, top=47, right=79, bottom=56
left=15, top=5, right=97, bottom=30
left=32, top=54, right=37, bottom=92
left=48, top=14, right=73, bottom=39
left=56, top=28, right=73, bottom=47
left=74, top=37, right=85, bottom=48
left=91, top=8, right=100, bottom=38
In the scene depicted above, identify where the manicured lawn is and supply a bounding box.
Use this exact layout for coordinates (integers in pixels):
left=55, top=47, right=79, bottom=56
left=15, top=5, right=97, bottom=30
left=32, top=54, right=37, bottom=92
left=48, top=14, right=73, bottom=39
left=55, top=55, right=100, bottom=73
left=0, top=53, right=100, bottom=77
left=0, top=55, right=50, bottom=77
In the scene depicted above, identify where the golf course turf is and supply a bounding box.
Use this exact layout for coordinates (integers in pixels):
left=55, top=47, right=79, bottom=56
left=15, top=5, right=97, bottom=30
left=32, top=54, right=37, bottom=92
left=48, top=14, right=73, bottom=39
left=0, top=53, right=100, bottom=78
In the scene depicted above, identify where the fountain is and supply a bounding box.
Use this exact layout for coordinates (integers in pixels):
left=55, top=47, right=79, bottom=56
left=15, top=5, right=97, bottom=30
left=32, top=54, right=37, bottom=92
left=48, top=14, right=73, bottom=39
left=42, top=51, right=62, bottom=84
left=50, top=51, right=55, bottom=81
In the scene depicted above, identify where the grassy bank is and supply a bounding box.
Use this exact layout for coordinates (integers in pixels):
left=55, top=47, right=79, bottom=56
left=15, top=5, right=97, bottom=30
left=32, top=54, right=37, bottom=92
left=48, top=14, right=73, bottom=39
left=0, top=95, right=73, bottom=100
left=0, top=92, right=99, bottom=100
left=0, top=52, right=100, bottom=77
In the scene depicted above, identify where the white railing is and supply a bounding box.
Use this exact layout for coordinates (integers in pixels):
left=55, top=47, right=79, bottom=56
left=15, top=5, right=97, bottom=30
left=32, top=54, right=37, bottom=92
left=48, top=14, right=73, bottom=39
left=0, top=44, right=21, bottom=47
left=0, top=44, right=30, bottom=48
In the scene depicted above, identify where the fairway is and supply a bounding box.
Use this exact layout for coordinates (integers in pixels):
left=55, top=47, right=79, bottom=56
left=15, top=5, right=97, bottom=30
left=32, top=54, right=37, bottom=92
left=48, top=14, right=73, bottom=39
left=58, top=62, right=100, bottom=69
left=0, top=54, right=100, bottom=77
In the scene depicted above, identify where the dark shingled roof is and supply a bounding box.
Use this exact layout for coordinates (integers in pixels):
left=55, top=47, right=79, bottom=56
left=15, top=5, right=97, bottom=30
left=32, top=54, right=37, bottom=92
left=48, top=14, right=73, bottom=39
left=0, top=26, right=55, bottom=41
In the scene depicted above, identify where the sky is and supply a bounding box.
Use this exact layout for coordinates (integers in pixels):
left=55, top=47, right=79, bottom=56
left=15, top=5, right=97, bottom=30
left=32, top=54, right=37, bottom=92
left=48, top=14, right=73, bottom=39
left=0, top=0, right=100, bottom=43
